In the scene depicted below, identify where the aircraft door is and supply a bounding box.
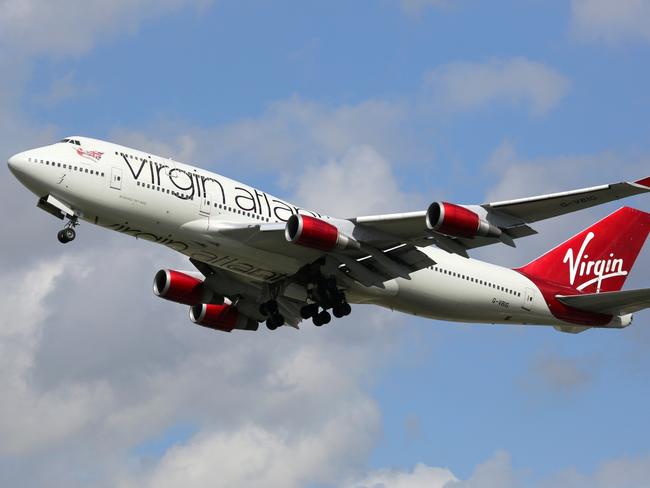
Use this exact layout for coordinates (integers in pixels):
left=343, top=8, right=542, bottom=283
left=110, top=168, right=122, bottom=190
left=522, top=287, right=534, bottom=312
left=199, top=194, right=212, bottom=216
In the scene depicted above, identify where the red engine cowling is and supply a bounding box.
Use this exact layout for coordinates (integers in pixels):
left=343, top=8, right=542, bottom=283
left=285, top=214, right=359, bottom=251
left=189, top=304, right=259, bottom=332
left=426, top=202, right=501, bottom=238
left=153, top=269, right=212, bottom=305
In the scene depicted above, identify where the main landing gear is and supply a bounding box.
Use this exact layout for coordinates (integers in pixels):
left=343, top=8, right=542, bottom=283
left=300, top=277, right=352, bottom=327
left=260, top=300, right=285, bottom=331
left=57, top=216, right=79, bottom=244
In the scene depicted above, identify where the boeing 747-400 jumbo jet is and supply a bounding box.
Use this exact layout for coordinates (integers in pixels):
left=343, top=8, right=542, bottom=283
left=8, top=137, right=650, bottom=334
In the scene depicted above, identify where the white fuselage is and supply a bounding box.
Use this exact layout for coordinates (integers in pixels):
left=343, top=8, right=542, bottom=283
left=9, top=137, right=565, bottom=327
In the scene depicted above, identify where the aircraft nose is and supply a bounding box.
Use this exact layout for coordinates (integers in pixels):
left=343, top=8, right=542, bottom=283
left=7, top=152, right=23, bottom=175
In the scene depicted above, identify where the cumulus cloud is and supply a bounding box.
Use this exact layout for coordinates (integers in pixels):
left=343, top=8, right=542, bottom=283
left=425, top=58, right=570, bottom=116
left=571, top=0, right=650, bottom=44
left=348, top=462, right=456, bottom=488
left=291, top=145, right=427, bottom=216
left=0, top=0, right=212, bottom=56
left=120, top=402, right=379, bottom=488
left=111, top=97, right=415, bottom=177
left=0, top=257, right=112, bottom=455
left=349, top=451, right=650, bottom=488
left=347, top=451, right=520, bottom=488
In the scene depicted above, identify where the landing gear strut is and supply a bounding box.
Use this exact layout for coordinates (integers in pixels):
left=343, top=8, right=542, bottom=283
left=57, top=216, right=79, bottom=244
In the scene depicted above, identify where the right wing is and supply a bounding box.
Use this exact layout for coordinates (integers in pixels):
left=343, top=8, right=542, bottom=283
left=352, top=176, right=650, bottom=256
left=485, top=177, right=650, bottom=223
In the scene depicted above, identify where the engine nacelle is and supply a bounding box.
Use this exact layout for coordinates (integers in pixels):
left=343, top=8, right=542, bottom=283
left=285, top=214, right=359, bottom=251
left=426, top=202, right=501, bottom=239
left=189, top=304, right=259, bottom=332
left=153, top=269, right=213, bottom=305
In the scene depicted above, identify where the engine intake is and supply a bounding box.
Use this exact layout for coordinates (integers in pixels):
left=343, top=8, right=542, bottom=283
left=426, top=202, right=501, bottom=239
left=285, top=214, right=359, bottom=251
left=153, top=269, right=213, bottom=305
left=189, top=304, right=259, bottom=332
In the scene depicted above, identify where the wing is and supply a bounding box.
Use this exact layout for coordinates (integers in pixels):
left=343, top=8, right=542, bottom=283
left=352, top=176, right=650, bottom=257
left=486, top=177, right=650, bottom=223
left=183, top=218, right=435, bottom=287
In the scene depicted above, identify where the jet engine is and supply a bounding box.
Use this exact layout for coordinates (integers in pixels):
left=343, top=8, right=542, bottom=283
left=285, top=214, right=359, bottom=251
left=189, top=303, right=259, bottom=332
left=153, top=269, right=214, bottom=305
left=426, top=202, right=501, bottom=239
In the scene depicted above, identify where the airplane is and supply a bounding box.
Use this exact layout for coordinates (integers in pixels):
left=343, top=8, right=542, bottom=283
left=7, top=136, right=650, bottom=334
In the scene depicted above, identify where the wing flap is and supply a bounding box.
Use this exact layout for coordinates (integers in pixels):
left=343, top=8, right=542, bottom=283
left=557, top=288, right=650, bottom=316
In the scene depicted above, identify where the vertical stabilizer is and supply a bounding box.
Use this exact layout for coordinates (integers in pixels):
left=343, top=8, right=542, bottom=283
left=517, top=207, right=650, bottom=293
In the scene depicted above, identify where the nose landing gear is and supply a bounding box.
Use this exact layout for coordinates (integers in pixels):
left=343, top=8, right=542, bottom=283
left=57, top=216, right=79, bottom=244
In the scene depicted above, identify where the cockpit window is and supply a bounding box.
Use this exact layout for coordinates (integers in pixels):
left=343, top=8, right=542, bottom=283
left=58, top=138, right=81, bottom=145
left=59, top=138, right=70, bottom=143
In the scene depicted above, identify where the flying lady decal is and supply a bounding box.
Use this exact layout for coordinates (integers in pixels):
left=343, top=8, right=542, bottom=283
left=76, top=147, right=104, bottom=162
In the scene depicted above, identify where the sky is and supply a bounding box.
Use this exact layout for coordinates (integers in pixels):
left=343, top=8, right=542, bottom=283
left=1, top=0, right=650, bottom=486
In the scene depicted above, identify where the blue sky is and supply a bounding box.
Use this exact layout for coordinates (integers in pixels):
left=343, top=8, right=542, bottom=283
left=1, top=1, right=650, bottom=487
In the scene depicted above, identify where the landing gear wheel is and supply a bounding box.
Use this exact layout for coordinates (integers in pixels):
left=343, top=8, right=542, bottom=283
left=316, top=310, right=331, bottom=326
left=57, top=227, right=76, bottom=243
left=260, top=300, right=279, bottom=316
left=341, top=302, right=352, bottom=316
left=272, top=314, right=285, bottom=328
left=266, top=318, right=277, bottom=330
left=300, top=304, right=318, bottom=319
left=333, top=305, right=345, bottom=318
left=266, top=314, right=284, bottom=330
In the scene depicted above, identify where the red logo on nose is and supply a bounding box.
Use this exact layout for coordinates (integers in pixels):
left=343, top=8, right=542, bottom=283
left=76, top=147, right=103, bottom=161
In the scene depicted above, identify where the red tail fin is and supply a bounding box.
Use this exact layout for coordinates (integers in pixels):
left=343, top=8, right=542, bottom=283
left=517, top=207, right=650, bottom=293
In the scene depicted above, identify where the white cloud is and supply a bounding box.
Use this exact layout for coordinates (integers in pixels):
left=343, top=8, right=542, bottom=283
left=121, top=401, right=379, bottom=488
left=291, top=145, right=426, bottom=216
left=425, top=58, right=570, bottom=116
left=0, top=257, right=114, bottom=455
left=539, top=453, right=650, bottom=488
left=350, top=451, right=650, bottom=488
left=111, top=97, right=414, bottom=176
left=347, top=451, right=520, bottom=488
left=0, top=0, right=212, bottom=56
left=571, top=0, right=650, bottom=44
left=347, top=463, right=457, bottom=488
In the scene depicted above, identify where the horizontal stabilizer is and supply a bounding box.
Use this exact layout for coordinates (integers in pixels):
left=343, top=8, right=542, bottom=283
left=557, top=288, right=650, bottom=316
